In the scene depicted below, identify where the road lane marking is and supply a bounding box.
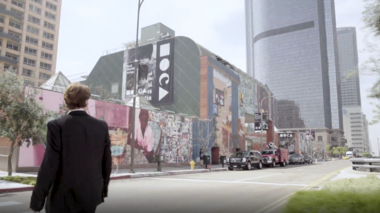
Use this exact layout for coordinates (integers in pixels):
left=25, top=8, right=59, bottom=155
left=0, top=201, right=22, bottom=207
left=150, top=177, right=307, bottom=187
left=255, top=166, right=350, bottom=213
left=234, top=173, right=281, bottom=182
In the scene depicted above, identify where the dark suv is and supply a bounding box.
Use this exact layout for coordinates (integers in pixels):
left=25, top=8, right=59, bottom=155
left=227, top=150, right=263, bottom=170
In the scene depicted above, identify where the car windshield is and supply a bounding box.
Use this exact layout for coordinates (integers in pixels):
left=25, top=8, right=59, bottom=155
left=235, top=152, right=249, bottom=157
left=262, top=150, right=274, bottom=155
left=292, top=154, right=301, bottom=157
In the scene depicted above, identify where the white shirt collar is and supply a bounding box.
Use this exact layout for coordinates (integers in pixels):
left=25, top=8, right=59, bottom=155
left=67, top=108, right=86, bottom=115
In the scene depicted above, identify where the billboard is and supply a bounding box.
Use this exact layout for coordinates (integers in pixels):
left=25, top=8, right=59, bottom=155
left=279, top=133, right=296, bottom=154
left=254, top=112, right=269, bottom=131
left=123, top=38, right=174, bottom=105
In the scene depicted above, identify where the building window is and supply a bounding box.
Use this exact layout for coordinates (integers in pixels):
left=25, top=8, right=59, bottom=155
left=29, top=4, right=41, bottom=14
left=41, top=52, right=52, bottom=60
left=5, top=52, right=18, bottom=60
left=8, top=30, right=21, bottom=39
left=23, top=57, right=36, bottom=66
left=39, top=72, right=51, bottom=80
left=318, top=136, right=322, bottom=141
left=31, top=0, right=42, bottom=5
left=40, top=62, right=52, bottom=71
left=26, top=36, right=38, bottom=45
left=11, top=8, right=23, bottom=17
left=111, top=83, right=118, bottom=94
left=11, top=0, right=23, bottom=8
left=25, top=46, right=37, bottom=55
left=46, top=2, right=57, bottom=11
left=45, top=11, right=56, bottom=21
left=6, top=43, right=19, bottom=51
left=27, top=25, right=40, bottom=35
left=43, top=31, right=54, bottom=40
left=28, top=15, right=40, bottom=25
left=42, top=41, right=53, bottom=50
left=4, top=64, right=18, bottom=73
left=44, top=21, right=55, bottom=30
left=9, top=20, right=21, bottom=29
left=22, top=68, right=34, bottom=77
left=0, top=16, right=4, bottom=23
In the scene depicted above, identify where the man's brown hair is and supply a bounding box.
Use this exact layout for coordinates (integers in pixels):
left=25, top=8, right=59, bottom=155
left=64, top=83, right=91, bottom=110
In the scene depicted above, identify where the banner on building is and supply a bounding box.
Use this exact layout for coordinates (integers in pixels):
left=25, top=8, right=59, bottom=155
left=123, top=38, right=175, bottom=105
left=279, top=133, right=296, bottom=154
left=254, top=112, right=269, bottom=131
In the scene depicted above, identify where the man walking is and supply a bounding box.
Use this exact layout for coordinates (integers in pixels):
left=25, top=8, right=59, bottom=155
left=30, top=83, right=112, bottom=213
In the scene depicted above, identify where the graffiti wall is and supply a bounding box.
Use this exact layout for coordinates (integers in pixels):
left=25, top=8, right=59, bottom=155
left=18, top=88, right=193, bottom=168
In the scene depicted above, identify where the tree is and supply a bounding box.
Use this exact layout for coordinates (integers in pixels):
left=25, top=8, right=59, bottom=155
left=362, top=0, right=380, bottom=124
left=331, top=146, right=348, bottom=157
left=0, top=72, right=51, bottom=176
left=192, top=116, right=221, bottom=160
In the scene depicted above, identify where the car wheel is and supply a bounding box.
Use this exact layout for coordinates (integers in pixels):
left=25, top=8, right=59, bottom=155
left=257, top=161, right=263, bottom=169
left=228, top=167, right=233, bottom=171
left=271, top=161, right=276, bottom=168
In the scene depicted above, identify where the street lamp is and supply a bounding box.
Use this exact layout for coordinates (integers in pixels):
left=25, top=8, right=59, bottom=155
left=260, top=96, right=273, bottom=149
left=130, top=0, right=145, bottom=173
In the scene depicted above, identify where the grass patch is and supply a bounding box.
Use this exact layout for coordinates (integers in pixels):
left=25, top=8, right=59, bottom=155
left=0, top=176, right=36, bottom=186
left=284, top=175, right=380, bottom=213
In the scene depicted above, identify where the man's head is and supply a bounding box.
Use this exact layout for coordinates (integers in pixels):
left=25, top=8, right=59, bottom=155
left=64, top=83, right=91, bottom=110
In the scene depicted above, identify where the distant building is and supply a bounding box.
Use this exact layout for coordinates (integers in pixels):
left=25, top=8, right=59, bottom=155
left=245, top=0, right=343, bottom=130
left=337, top=27, right=361, bottom=107
left=0, top=0, right=62, bottom=87
left=342, top=106, right=370, bottom=155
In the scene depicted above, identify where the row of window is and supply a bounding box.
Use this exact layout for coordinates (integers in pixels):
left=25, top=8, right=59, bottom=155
left=22, top=68, right=51, bottom=80
left=26, top=35, right=54, bottom=50
left=31, top=0, right=58, bottom=11
left=28, top=12, right=56, bottom=26
left=26, top=25, right=55, bottom=40
left=23, top=57, right=52, bottom=70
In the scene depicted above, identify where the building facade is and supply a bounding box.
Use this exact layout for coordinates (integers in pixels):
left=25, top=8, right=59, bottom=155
left=0, top=0, right=61, bottom=87
left=245, top=0, right=342, bottom=130
left=342, top=106, right=370, bottom=155
left=337, top=27, right=361, bottom=107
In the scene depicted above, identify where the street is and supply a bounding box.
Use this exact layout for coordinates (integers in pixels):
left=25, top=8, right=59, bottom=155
left=0, top=160, right=350, bottom=213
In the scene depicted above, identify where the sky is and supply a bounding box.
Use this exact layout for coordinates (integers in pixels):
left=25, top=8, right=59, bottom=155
left=56, top=0, right=380, bottom=155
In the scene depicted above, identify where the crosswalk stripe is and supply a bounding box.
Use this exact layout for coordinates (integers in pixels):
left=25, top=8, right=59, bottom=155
left=0, top=201, right=22, bottom=207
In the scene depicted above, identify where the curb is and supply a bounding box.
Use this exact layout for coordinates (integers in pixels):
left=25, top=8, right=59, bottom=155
left=0, top=186, right=34, bottom=194
left=110, top=168, right=228, bottom=180
left=0, top=168, right=228, bottom=193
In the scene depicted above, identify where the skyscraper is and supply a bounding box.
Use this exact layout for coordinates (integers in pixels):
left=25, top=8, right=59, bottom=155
left=0, top=0, right=62, bottom=86
left=337, top=27, right=361, bottom=106
left=245, top=0, right=342, bottom=130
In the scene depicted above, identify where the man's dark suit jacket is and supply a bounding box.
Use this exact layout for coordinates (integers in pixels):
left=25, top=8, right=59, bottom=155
left=30, top=111, right=112, bottom=213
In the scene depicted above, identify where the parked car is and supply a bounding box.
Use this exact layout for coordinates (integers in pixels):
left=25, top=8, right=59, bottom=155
left=342, top=156, right=350, bottom=160
left=227, top=150, right=263, bottom=171
left=289, top=153, right=305, bottom=164
left=303, top=155, right=313, bottom=164
left=261, top=148, right=289, bottom=167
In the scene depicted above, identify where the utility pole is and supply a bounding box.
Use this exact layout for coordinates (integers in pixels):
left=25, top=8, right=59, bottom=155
left=130, top=0, right=145, bottom=173
left=260, top=95, right=273, bottom=150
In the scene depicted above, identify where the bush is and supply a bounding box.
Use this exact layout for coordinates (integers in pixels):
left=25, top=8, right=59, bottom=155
left=0, top=176, right=37, bottom=185
left=284, top=175, right=380, bottom=213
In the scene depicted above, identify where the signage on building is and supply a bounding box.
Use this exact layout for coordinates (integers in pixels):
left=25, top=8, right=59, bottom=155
left=254, top=112, right=269, bottom=131
left=123, top=38, right=175, bottom=105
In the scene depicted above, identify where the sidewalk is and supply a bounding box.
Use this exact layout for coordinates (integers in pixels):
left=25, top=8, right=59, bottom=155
left=0, top=164, right=228, bottom=193
left=332, top=167, right=380, bottom=181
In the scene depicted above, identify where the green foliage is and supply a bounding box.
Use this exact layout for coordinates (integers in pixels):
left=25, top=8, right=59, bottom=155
left=0, top=72, right=51, bottom=148
left=0, top=176, right=37, bottom=186
left=362, top=153, right=373, bottom=157
left=363, top=0, right=380, bottom=37
left=284, top=175, right=380, bottom=213
left=331, top=146, right=348, bottom=156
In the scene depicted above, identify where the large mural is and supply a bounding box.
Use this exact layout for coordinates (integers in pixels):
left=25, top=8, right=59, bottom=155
left=18, top=88, right=193, bottom=168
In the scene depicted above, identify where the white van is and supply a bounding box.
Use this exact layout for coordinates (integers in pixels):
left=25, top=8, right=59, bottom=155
left=346, top=151, right=353, bottom=158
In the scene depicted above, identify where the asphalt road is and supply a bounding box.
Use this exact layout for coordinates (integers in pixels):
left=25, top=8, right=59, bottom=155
left=0, top=160, right=350, bottom=213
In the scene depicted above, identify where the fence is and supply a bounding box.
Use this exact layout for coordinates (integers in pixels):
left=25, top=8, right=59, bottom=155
left=350, top=158, right=380, bottom=172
